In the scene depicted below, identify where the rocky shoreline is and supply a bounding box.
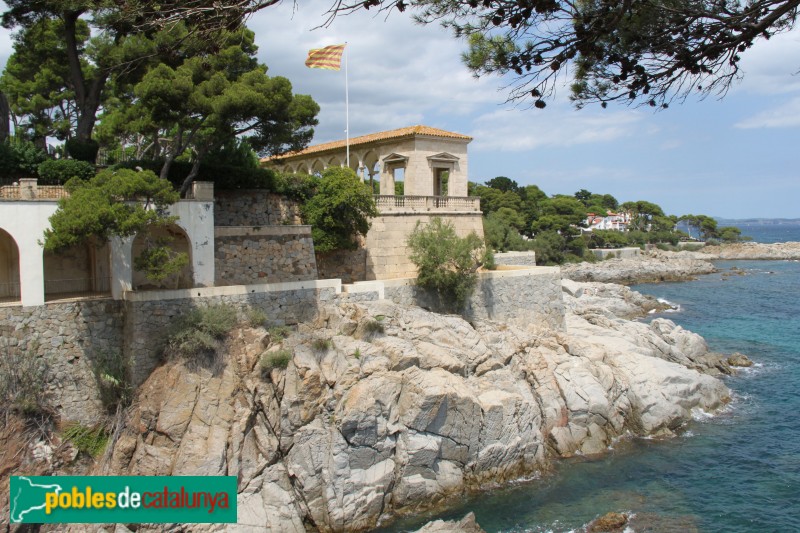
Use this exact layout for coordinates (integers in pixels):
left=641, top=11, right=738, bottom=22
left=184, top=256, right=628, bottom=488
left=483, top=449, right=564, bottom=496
left=701, top=241, right=800, bottom=260
left=561, top=241, right=800, bottom=285
left=561, top=249, right=717, bottom=284
left=81, top=277, right=733, bottom=532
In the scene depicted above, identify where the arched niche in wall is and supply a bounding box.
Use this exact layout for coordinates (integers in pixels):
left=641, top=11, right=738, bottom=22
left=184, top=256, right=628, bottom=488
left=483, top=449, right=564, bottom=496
left=132, top=224, right=194, bottom=291
left=43, top=238, right=111, bottom=300
left=0, top=228, right=20, bottom=303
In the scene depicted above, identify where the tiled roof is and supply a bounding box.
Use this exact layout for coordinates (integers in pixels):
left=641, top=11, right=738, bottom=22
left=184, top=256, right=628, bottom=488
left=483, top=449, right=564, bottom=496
left=263, top=125, right=472, bottom=161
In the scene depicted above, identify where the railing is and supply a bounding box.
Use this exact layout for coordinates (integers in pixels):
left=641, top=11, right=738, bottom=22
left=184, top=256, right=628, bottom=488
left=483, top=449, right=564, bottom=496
left=44, top=276, right=112, bottom=296
left=0, top=180, right=68, bottom=200
left=374, top=195, right=481, bottom=213
left=0, top=281, right=21, bottom=301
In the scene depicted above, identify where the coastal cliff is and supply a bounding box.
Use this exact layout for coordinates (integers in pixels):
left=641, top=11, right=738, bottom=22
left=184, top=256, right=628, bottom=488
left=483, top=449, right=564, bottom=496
left=95, top=281, right=729, bottom=532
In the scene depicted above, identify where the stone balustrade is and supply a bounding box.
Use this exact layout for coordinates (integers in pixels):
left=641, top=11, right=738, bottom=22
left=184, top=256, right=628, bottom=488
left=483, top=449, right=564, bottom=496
left=374, top=195, right=480, bottom=213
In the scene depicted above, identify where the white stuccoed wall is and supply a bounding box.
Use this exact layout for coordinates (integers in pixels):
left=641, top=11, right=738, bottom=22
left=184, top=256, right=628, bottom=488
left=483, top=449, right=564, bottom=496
left=0, top=197, right=215, bottom=306
left=0, top=201, right=58, bottom=306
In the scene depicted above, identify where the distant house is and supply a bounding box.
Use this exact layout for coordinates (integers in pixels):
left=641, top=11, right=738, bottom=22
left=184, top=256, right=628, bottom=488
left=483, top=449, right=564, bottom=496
left=585, top=211, right=631, bottom=232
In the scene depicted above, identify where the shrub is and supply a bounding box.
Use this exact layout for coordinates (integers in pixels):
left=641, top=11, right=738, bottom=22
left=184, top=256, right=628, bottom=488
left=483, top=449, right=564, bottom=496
left=112, top=159, right=280, bottom=192
left=312, top=338, right=333, bottom=352
left=268, top=325, right=293, bottom=341
left=531, top=231, right=566, bottom=265
left=352, top=348, right=361, bottom=359
left=408, top=217, right=489, bottom=311
left=247, top=308, right=268, bottom=327
left=37, top=159, right=96, bottom=185
left=91, top=350, right=132, bottom=413
left=0, top=140, right=48, bottom=181
left=0, top=345, right=49, bottom=416
left=301, top=167, right=378, bottom=253
left=363, top=319, right=385, bottom=339
left=63, top=423, right=108, bottom=457
left=260, top=349, right=292, bottom=373
left=65, top=138, right=100, bottom=163
left=165, top=304, right=238, bottom=358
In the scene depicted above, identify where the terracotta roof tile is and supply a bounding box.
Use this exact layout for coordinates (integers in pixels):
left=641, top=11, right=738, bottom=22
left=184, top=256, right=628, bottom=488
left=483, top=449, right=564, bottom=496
left=263, top=125, right=472, bottom=162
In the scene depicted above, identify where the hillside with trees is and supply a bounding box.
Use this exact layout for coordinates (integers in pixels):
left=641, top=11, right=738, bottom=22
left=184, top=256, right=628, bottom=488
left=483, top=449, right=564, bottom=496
left=472, top=176, right=747, bottom=265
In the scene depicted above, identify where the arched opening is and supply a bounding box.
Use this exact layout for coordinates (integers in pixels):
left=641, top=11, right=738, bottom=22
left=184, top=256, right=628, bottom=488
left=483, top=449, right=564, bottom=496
left=362, top=151, right=379, bottom=193
left=132, top=224, right=193, bottom=290
left=311, top=159, right=325, bottom=176
left=327, top=155, right=342, bottom=168
left=0, top=229, right=21, bottom=303
left=296, top=162, right=310, bottom=175
left=43, top=239, right=111, bottom=301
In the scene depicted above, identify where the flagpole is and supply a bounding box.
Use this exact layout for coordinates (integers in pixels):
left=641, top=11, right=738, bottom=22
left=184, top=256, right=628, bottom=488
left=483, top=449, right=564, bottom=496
left=345, top=42, right=350, bottom=169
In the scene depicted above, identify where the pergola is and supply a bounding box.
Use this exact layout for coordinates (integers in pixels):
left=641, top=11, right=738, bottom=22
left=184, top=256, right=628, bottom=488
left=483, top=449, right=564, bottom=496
left=264, top=125, right=474, bottom=200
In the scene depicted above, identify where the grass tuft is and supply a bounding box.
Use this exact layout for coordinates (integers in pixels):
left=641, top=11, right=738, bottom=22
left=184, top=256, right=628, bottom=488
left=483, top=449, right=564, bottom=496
left=260, top=349, right=292, bottom=374
left=63, top=423, right=109, bottom=458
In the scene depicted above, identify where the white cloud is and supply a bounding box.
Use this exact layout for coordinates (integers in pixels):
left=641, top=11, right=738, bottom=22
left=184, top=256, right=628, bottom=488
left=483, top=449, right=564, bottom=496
left=735, top=25, right=800, bottom=96
left=469, top=107, right=643, bottom=152
left=735, top=96, right=800, bottom=129
left=247, top=0, right=502, bottom=143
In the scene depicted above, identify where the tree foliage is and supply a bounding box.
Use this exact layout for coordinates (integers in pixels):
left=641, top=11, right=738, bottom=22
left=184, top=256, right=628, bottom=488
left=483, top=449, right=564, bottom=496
left=301, top=167, right=378, bottom=253
left=43, top=168, right=188, bottom=281
left=407, top=217, right=490, bottom=311
left=327, top=0, right=799, bottom=107
left=98, top=25, right=319, bottom=196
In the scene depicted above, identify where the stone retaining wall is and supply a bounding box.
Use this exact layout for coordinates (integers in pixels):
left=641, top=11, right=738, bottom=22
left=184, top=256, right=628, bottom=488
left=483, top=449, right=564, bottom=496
left=590, top=247, right=642, bottom=260
left=494, top=251, right=537, bottom=266
left=379, top=266, right=565, bottom=332
left=365, top=212, right=484, bottom=280
left=0, top=265, right=566, bottom=417
left=316, top=247, right=367, bottom=284
left=214, top=226, right=318, bottom=286
left=0, top=299, right=124, bottom=424
left=214, top=190, right=301, bottom=227
left=123, top=280, right=341, bottom=385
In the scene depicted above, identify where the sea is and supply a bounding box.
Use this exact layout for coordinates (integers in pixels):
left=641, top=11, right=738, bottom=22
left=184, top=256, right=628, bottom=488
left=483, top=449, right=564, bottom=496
left=381, top=222, right=800, bottom=532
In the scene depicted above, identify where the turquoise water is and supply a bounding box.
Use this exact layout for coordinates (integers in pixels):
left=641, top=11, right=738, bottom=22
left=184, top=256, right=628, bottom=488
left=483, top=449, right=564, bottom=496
left=381, top=228, right=800, bottom=532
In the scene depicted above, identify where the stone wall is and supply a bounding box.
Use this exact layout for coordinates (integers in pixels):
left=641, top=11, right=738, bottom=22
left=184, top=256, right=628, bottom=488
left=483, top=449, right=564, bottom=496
left=215, top=226, right=318, bottom=286
left=494, top=251, right=537, bottom=266
left=0, top=299, right=124, bottom=424
left=214, top=190, right=301, bottom=227
left=380, top=266, right=565, bottom=332
left=365, top=212, right=484, bottom=280
left=590, top=247, right=642, bottom=260
left=123, top=280, right=341, bottom=385
left=316, top=247, right=367, bottom=284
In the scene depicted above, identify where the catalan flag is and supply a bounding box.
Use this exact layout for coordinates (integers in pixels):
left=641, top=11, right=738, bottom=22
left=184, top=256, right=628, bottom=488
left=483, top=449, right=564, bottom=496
left=305, top=44, right=346, bottom=70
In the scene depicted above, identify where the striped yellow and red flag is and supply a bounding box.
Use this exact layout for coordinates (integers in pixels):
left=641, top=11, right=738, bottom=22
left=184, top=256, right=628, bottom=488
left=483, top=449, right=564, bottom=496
left=305, top=44, right=346, bottom=70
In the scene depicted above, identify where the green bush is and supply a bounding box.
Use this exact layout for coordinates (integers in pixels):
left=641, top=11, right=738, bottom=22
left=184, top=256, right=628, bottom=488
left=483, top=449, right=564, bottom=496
left=65, top=138, right=100, bottom=163
left=312, top=338, right=333, bottom=352
left=63, top=423, right=109, bottom=457
left=112, top=159, right=280, bottom=193
left=91, top=350, right=131, bottom=413
left=247, top=308, right=268, bottom=327
left=260, top=349, right=292, bottom=373
left=302, top=167, right=378, bottom=253
left=363, top=319, right=385, bottom=340
left=531, top=231, right=566, bottom=265
left=165, top=304, right=238, bottom=358
left=38, top=159, right=96, bottom=185
left=408, top=217, right=488, bottom=311
left=0, top=140, right=48, bottom=182
left=0, top=345, right=49, bottom=417
left=268, top=325, right=293, bottom=342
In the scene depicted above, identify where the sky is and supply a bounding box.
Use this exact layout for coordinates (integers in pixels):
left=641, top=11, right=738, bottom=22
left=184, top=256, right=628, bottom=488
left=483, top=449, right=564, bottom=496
left=0, top=1, right=798, bottom=219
